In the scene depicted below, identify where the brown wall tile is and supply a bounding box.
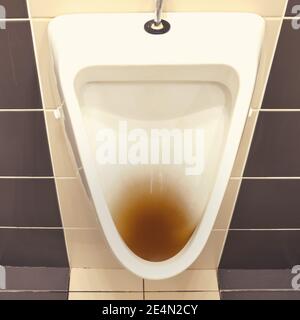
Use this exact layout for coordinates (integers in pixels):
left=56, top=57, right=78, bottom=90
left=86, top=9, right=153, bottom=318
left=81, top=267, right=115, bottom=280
left=0, top=179, right=61, bottom=227
left=0, top=112, right=53, bottom=176
left=0, top=292, right=68, bottom=300
left=230, top=179, right=300, bottom=229
left=220, top=231, right=300, bottom=269
left=221, top=291, right=300, bottom=300
left=6, top=267, right=69, bottom=291
left=0, top=229, right=69, bottom=268
left=244, top=112, right=300, bottom=177
left=0, top=0, right=28, bottom=18
left=263, top=21, right=300, bottom=109
left=0, top=22, right=42, bottom=109
left=218, top=269, right=295, bottom=290
left=286, top=0, right=300, bottom=16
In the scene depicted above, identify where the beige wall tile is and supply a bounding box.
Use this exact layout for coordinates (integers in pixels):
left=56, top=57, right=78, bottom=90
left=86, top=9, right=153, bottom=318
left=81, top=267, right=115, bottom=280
left=31, top=19, right=62, bottom=108
left=214, top=179, right=241, bottom=230
left=45, top=111, right=77, bottom=177
left=251, top=19, right=283, bottom=109
left=65, top=228, right=122, bottom=269
left=69, top=292, right=143, bottom=300
left=28, top=0, right=288, bottom=18
left=231, top=110, right=259, bottom=177
left=190, top=230, right=226, bottom=269
left=56, top=178, right=99, bottom=228
left=69, top=268, right=143, bottom=292
left=145, top=292, right=220, bottom=300
left=145, top=270, right=218, bottom=291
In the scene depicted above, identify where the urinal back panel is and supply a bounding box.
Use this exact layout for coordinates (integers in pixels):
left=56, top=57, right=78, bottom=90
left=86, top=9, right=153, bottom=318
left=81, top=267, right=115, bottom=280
left=48, top=13, right=265, bottom=279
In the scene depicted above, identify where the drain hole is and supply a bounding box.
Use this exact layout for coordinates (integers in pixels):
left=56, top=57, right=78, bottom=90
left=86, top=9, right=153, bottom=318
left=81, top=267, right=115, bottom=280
left=144, top=19, right=171, bottom=35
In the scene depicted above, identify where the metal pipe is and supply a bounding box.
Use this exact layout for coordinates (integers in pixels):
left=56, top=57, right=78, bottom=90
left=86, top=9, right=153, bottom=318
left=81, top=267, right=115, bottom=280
left=154, top=0, right=164, bottom=26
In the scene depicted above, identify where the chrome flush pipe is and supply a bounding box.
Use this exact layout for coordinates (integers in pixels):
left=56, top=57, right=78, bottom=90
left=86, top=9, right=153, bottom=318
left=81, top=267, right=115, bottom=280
left=154, top=0, right=164, bottom=26
left=144, top=0, right=170, bottom=34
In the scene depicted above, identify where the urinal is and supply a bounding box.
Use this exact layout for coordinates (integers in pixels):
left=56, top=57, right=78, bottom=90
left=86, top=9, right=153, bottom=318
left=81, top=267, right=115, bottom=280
left=48, top=13, right=265, bottom=280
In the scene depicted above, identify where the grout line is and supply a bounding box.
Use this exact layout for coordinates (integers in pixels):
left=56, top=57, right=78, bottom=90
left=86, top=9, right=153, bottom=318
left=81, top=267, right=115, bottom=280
left=220, top=289, right=300, bottom=293
left=216, top=178, right=242, bottom=267
left=0, top=290, right=68, bottom=293
left=281, top=0, right=290, bottom=23
left=263, top=17, right=285, bottom=20
left=0, top=109, right=44, bottom=112
left=237, top=18, right=283, bottom=175
left=54, top=178, right=72, bottom=264
left=0, top=227, right=109, bottom=230
left=0, top=14, right=294, bottom=23
left=5, top=107, right=300, bottom=112
left=25, top=0, right=30, bottom=17
left=229, top=177, right=241, bottom=181
left=231, top=177, right=300, bottom=180
left=0, top=176, right=77, bottom=179
left=68, top=291, right=144, bottom=293
left=44, top=103, right=65, bottom=110
left=231, top=111, right=257, bottom=177
left=141, top=290, right=219, bottom=293
left=251, top=17, right=283, bottom=111
left=215, top=228, right=300, bottom=232
left=0, top=176, right=55, bottom=179
left=23, top=15, right=290, bottom=20
left=1, top=227, right=291, bottom=232
left=25, top=8, right=74, bottom=252
left=259, top=109, right=300, bottom=111
left=283, top=0, right=289, bottom=20
left=28, top=11, right=46, bottom=110
left=54, top=227, right=99, bottom=231
left=26, top=18, right=53, bottom=22
left=0, top=18, right=30, bottom=21
left=5, top=107, right=300, bottom=113
left=0, top=227, right=64, bottom=230
left=27, top=8, right=78, bottom=269
left=230, top=177, right=243, bottom=180
left=54, top=227, right=99, bottom=230
left=283, top=17, right=300, bottom=20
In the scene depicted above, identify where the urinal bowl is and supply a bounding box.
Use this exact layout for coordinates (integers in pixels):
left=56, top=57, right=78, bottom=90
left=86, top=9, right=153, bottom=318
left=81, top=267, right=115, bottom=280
left=48, top=13, right=265, bottom=280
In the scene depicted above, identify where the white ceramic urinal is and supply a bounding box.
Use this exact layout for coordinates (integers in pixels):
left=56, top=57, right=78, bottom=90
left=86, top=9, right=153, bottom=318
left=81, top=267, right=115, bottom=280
left=48, top=13, right=265, bottom=280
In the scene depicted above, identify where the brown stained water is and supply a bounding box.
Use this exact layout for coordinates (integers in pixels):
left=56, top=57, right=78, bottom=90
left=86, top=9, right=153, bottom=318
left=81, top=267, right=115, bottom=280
left=114, top=180, right=196, bottom=262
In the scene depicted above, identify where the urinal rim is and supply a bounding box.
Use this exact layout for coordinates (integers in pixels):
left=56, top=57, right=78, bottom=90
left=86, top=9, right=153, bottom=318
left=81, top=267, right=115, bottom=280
left=48, top=12, right=265, bottom=279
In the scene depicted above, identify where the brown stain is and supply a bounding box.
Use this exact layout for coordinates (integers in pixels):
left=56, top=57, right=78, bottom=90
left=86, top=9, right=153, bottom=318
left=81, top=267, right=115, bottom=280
left=114, top=180, right=196, bottom=262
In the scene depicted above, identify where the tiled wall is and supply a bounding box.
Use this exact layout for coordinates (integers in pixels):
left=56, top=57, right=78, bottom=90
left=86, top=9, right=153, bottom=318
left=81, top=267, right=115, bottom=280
left=26, top=0, right=295, bottom=300
left=2, top=0, right=299, bottom=300
left=219, top=1, right=300, bottom=300
left=0, top=1, right=69, bottom=300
